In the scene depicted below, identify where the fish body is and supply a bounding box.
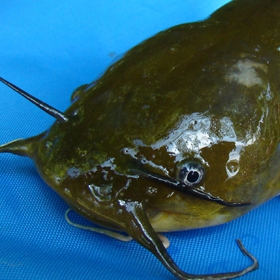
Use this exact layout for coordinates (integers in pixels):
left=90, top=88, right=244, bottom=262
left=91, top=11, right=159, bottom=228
left=1, top=0, right=280, bottom=279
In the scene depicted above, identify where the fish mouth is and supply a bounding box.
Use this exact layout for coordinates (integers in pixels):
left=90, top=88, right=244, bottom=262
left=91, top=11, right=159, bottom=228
left=131, top=166, right=251, bottom=207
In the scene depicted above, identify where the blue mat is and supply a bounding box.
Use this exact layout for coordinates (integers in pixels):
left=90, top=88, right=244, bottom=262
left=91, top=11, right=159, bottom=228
left=0, top=1, right=279, bottom=279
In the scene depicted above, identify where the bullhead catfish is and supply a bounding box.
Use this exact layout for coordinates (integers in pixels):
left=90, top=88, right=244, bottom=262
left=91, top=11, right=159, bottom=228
left=1, top=0, right=280, bottom=279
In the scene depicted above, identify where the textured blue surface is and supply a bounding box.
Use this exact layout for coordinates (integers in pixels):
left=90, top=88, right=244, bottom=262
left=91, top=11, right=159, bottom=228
left=0, top=1, right=280, bottom=279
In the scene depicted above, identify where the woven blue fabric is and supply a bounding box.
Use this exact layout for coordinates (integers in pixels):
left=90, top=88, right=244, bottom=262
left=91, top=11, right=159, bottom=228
left=0, top=1, right=280, bottom=279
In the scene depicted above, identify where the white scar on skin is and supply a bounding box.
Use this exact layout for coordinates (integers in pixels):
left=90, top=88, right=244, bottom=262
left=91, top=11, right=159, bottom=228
left=225, top=59, right=267, bottom=87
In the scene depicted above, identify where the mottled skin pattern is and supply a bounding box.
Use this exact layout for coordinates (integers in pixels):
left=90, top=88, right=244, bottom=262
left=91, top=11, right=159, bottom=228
left=1, top=0, right=280, bottom=279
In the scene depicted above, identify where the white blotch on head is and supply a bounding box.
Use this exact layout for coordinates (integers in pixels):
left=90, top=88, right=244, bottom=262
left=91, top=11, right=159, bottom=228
left=225, top=59, right=267, bottom=87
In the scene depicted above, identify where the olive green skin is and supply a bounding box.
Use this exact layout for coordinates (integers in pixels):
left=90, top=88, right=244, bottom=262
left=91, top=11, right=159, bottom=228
left=1, top=0, right=280, bottom=279
left=32, top=0, right=280, bottom=232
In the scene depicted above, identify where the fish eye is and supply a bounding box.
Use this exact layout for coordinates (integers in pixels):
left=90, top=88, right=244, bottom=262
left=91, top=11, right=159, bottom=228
left=176, top=161, right=205, bottom=187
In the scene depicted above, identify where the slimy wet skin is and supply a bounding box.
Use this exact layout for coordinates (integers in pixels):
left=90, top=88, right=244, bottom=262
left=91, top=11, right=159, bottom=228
left=1, top=0, right=279, bottom=278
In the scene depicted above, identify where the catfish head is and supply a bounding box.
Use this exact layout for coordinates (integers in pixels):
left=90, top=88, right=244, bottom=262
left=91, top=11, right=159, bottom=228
left=1, top=0, right=280, bottom=279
